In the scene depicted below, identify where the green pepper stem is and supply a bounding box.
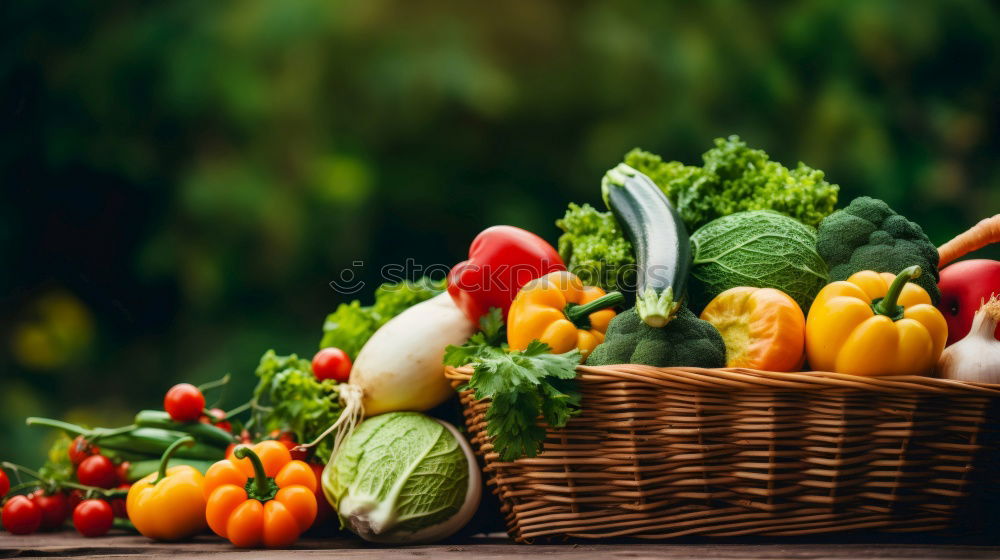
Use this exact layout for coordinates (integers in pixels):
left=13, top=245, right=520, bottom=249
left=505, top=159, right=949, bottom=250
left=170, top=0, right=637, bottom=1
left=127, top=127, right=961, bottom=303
left=234, top=446, right=274, bottom=500
left=565, top=292, right=625, bottom=327
left=873, top=265, right=922, bottom=319
left=153, top=436, right=195, bottom=484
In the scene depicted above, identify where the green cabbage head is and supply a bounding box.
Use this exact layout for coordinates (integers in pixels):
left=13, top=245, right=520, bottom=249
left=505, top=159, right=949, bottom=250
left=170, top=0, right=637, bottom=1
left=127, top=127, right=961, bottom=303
left=322, top=412, right=481, bottom=544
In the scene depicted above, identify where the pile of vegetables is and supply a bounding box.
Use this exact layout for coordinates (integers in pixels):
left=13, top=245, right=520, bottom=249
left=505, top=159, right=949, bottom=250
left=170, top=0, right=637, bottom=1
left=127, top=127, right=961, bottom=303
left=3, top=135, right=999, bottom=549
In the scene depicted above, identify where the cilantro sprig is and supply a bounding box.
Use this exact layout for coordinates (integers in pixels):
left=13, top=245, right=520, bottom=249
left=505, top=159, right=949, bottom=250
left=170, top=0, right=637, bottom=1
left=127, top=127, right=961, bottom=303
left=445, top=309, right=582, bottom=461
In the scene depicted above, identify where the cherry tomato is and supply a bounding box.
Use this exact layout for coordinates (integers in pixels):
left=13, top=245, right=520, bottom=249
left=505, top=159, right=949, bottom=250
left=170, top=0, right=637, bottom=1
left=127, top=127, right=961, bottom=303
left=67, top=489, right=84, bottom=512
left=30, top=489, right=70, bottom=530
left=114, top=461, right=130, bottom=486
left=2, top=495, right=42, bottom=534
left=164, top=383, right=205, bottom=423
left=110, top=484, right=130, bottom=519
left=308, top=462, right=335, bottom=528
left=199, top=407, right=232, bottom=433
left=73, top=499, right=113, bottom=537
left=76, top=455, right=118, bottom=489
left=68, top=436, right=99, bottom=466
left=312, top=347, right=352, bottom=382
left=0, top=469, right=9, bottom=497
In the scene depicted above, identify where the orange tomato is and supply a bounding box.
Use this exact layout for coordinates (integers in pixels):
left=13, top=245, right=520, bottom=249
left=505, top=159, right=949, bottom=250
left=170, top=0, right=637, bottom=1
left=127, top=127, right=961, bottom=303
left=700, top=287, right=806, bottom=371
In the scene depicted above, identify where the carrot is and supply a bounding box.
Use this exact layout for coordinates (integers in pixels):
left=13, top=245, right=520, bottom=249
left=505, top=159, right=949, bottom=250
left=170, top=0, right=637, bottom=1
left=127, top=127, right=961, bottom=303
left=938, top=214, right=1000, bottom=268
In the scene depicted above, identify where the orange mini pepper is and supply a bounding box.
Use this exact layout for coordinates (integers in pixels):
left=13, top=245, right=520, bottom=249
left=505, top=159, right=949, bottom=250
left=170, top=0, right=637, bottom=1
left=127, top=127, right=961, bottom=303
left=806, top=265, right=948, bottom=376
left=700, top=287, right=806, bottom=372
left=127, top=436, right=208, bottom=541
left=507, top=270, right=624, bottom=358
left=203, top=440, right=317, bottom=548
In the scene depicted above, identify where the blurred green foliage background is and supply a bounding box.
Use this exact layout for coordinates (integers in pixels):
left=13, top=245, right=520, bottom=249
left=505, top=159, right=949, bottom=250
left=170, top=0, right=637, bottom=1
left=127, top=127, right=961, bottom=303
left=2, top=0, right=999, bottom=467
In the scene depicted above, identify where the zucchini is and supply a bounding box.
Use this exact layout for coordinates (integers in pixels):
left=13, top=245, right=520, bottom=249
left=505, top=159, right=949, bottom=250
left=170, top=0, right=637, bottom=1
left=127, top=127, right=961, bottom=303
left=602, top=163, right=691, bottom=327
left=134, top=410, right=235, bottom=447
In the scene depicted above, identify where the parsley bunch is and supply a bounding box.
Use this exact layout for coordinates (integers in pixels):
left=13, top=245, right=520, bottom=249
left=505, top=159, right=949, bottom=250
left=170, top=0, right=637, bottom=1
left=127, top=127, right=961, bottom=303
left=444, top=309, right=582, bottom=462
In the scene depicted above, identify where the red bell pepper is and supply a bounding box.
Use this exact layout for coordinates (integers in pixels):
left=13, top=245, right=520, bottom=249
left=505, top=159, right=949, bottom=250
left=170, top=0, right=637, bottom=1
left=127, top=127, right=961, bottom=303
left=448, top=226, right=565, bottom=323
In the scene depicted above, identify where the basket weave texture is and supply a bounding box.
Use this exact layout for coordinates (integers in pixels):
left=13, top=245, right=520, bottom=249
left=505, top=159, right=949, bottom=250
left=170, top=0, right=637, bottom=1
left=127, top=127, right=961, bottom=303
left=445, top=365, right=1000, bottom=542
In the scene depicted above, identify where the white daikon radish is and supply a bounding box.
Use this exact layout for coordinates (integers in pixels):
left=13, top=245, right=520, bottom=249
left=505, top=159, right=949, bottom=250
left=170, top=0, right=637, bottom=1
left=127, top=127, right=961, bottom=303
left=301, top=293, right=475, bottom=460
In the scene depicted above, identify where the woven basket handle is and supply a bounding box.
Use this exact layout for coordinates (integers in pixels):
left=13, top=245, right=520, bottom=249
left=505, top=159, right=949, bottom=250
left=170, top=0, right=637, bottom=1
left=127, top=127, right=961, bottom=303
left=938, top=214, right=1000, bottom=268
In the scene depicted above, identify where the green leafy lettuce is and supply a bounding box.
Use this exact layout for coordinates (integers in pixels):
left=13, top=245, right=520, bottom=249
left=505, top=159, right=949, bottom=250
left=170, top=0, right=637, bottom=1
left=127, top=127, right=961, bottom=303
left=626, top=135, right=839, bottom=231
left=556, top=203, right=636, bottom=293
left=320, top=277, right=445, bottom=358
left=251, top=350, right=343, bottom=462
left=444, top=309, right=581, bottom=461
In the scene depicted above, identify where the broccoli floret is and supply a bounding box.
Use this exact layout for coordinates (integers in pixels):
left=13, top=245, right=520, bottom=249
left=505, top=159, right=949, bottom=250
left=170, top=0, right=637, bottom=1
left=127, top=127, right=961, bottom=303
left=556, top=203, right=636, bottom=293
left=624, top=136, right=839, bottom=231
left=586, top=306, right=726, bottom=368
left=816, top=196, right=940, bottom=303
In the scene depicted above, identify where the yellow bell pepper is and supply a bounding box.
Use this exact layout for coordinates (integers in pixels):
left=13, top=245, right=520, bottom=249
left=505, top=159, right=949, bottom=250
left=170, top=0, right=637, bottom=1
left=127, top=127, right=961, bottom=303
left=507, top=270, right=624, bottom=358
left=126, top=436, right=208, bottom=541
left=805, top=265, right=948, bottom=376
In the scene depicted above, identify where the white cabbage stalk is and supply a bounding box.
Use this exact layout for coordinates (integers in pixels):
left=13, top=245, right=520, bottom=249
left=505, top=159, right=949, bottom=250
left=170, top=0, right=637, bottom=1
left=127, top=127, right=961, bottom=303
left=938, top=295, right=1000, bottom=384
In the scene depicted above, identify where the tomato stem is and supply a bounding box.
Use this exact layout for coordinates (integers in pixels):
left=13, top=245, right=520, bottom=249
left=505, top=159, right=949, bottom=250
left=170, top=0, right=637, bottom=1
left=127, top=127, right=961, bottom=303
left=197, top=373, right=231, bottom=393
left=153, top=436, right=195, bottom=485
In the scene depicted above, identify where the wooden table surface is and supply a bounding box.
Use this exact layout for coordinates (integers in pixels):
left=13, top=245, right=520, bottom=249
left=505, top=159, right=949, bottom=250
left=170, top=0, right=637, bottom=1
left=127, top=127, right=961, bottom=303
left=3, top=531, right=1000, bottom=559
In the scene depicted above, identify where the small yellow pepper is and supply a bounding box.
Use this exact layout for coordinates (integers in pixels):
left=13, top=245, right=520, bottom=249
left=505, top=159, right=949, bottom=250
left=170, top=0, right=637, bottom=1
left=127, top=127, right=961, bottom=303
left=507, top=270, right=624, bottom=358
left=126, top=436, right=208, bottom=541
left=806, top=265, right=948, bottom=376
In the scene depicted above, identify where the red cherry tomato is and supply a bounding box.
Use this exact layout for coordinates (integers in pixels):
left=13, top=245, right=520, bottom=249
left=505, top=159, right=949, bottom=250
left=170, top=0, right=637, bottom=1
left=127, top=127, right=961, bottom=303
left=114, top=461, right=131, bottom=486
left=76, top=455, right=118, bottom=489
left=73, top=499, right=113, bottom=537
left=68, top=435, right=99, bottom=465
left=312, top=348, right=352, bottom=382
left=30, top=489, right=70, bottom=531
left=67, top=489, right=84, bottom=512
left=0, top=469, right=9, bottom=497
left=110, top=484, right=130, bottom=519
left=199, top=407, right=232, bottom=433
left=308, top=462, right=334, bottom=528
left=2, top=495, right=42, bottom=534
left=164, top=383, right=205, bottom=423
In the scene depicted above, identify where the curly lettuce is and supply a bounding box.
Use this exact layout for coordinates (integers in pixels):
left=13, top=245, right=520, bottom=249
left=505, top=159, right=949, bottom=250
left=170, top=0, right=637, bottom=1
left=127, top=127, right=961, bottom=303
left=625, top=135, right=839, bottom=231
left=556, top=203, right=635, bottom=293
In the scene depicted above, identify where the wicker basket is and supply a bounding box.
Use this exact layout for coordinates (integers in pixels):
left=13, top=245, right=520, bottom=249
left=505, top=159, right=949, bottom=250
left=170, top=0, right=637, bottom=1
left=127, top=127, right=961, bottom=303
left=445, top=365, right=1000, bottom=542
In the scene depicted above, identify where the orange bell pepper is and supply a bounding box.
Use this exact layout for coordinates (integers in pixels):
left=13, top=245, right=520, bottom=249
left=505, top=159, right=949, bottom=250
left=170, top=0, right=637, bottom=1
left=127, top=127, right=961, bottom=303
left=700, top=287, right=806, bottom=371
left=126, top=436, right=208, bottom=541
left=507, top=270, right=624, bottom=358
left=806, top=265, right=948, bottom=376
left=203, top=441, right=317, bottom=548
